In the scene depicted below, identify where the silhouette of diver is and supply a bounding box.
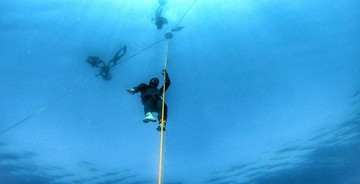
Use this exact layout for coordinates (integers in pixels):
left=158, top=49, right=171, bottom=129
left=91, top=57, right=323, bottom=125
left=87, top=46, right=127, bottom=80
left=154, top=0, right=168, bottom=29
left=127, top=69, right=170, bottom=131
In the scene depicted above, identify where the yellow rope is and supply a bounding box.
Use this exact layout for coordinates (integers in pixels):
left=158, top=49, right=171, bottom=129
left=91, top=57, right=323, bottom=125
left=158, top=38, right=170, bottom=184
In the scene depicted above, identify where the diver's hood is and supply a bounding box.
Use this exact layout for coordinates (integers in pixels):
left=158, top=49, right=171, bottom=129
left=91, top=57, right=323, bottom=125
left=149, top=77, right=159, bottom=87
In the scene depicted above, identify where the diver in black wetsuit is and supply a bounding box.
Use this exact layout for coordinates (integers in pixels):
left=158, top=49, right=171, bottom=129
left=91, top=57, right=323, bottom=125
left=127, top=69, right=170, bottom=131
left=87, top=45, right=127, bottom=80
left=154, top=0, right=168, bottom=29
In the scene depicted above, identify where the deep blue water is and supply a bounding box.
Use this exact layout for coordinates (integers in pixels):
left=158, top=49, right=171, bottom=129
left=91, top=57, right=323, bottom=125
left=1, top=0, right=360, bottom=183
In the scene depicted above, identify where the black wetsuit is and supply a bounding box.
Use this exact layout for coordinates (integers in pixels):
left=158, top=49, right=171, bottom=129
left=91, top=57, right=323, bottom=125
left=133, top=73, right=170, bottom=121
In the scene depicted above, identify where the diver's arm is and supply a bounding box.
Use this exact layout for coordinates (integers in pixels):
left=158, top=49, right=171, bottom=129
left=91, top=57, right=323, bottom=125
left=128, top=83, right=146, bottom=94
left=159, top=70, right=170, bottom=93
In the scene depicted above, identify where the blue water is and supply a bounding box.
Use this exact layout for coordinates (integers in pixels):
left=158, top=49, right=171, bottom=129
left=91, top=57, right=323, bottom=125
left=1, top=0, right=360, bottom=183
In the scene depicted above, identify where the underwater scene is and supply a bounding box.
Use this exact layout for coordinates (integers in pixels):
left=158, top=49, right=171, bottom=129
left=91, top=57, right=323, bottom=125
left=1, top=0, right=360, bottom=183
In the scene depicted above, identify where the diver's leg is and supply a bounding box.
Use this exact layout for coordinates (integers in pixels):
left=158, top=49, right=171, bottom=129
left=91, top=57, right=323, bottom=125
left=156, top=0, right=166, bottom=17
left=156, top=6, right=162, bottom=17
left=156, top=102, right=167, bottom=131
left=109, top=47, right=126, bottom=67
left=142, top=98, right=156, bottom=123
left=159, top=0, right=167, bottom=6
left=156, top=101, right=167, bottom=122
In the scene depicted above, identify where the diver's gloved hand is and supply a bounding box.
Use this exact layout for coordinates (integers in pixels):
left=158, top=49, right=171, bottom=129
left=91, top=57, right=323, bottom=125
left=161, top=69, right=167, bottom=76
left=127, top=88, right=135, bottom=95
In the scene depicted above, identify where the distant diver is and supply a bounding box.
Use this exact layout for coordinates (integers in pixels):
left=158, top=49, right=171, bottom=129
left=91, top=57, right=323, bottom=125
left=153, top=0, right=168, bottom=29
left=87, top=45, right=127, bottom=80
left=127, top=69, right=170, bottom=131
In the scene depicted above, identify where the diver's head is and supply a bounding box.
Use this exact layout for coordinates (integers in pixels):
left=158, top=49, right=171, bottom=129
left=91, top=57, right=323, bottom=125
left=155, top=17, right=167, bottom=29
left=149, top=77, right=159, bottom=87
left=156, top=22, right=163, bottom=29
